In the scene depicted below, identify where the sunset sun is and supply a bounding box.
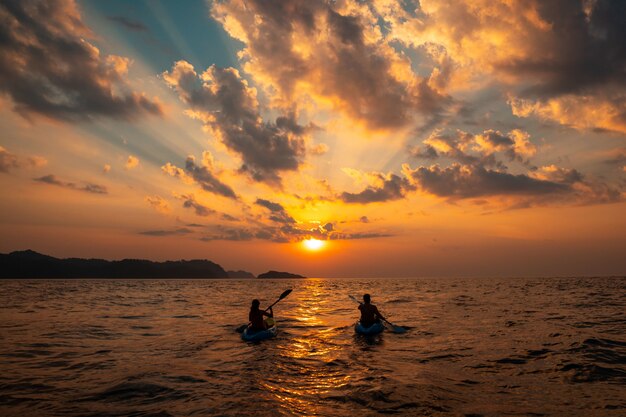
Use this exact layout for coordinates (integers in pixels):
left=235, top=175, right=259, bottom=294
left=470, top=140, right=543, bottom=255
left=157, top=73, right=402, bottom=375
left=302, top=238, right=325, bottom=251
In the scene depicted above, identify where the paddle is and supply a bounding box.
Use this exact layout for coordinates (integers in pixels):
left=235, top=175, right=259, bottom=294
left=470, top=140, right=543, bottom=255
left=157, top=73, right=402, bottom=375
left=236, top=289, right=293, bottom=333
left=349, top=295, right=407, bottom=334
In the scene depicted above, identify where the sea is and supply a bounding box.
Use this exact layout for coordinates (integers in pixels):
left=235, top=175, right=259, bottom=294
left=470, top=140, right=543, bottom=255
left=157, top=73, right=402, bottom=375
left=0, top=277, right=624, bottom=416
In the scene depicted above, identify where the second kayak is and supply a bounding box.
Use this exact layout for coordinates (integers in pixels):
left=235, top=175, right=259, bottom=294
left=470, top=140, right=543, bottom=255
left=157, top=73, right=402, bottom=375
left=355, top=320, right=385, bottom=335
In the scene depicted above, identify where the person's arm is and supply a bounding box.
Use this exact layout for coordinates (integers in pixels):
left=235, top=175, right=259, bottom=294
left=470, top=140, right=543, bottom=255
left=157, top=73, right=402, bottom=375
left=263, top=307, right=274, bottom=317
left=374, top=306, right=385, bottom=321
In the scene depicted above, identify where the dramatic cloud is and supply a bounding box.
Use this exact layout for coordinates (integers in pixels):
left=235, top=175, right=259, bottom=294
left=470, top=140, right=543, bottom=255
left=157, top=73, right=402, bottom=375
left=404, top=164, right=570, bottom=199
left=0, top=146, right=47, bottom=173
left=162, top=152, right=237, bottom=199
left=34, top=174, right=107, bottom=194
left=212, top=0, right=448, bottom=130
left=0, top=0, right=162, bottom=121
left=163, top=61, right=308, bottom=185
left=381, top=0, right=626, bottom=132
left=411, top=129, right=537, bottom=168
left=145, top=195, right=170, bottom=214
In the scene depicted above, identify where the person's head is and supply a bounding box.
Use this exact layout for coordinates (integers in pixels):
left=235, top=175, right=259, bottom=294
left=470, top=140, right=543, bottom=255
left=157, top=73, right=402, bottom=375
left=363, top=294, right=371, bottom=304
left=251, top=299, right=260, bottom=310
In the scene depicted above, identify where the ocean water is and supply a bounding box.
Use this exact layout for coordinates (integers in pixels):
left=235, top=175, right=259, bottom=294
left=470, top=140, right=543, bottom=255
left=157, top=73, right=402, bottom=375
left=0, top=277, right=624, bottom=417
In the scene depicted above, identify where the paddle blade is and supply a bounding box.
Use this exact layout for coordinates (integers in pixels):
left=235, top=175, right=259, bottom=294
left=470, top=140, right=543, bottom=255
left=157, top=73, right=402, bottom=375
left=391, top=325, right=407, bottom=334
left=278, top=289, right=292, bottom=300
left=236, top=324, right=248, bottom=333
left=348, top=295, right=361, bottom=304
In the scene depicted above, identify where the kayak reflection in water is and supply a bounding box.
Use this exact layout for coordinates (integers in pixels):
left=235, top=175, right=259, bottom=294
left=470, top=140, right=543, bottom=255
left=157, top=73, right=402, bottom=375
left=248, top=299, right=273, bottom=331
left=358, top=294, right=385, bottom=327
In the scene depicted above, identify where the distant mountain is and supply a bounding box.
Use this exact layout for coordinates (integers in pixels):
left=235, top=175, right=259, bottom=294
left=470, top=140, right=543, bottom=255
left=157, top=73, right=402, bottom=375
left=227, top=270, right=256, bottom=279
left=0, top=250, right=229, bottom=279
left=257, top=270, right=305, bottom=279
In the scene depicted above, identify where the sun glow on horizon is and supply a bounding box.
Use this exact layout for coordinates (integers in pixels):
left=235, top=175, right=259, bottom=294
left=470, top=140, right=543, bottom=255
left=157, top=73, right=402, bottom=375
left=302, top=238, right=326, bottom=251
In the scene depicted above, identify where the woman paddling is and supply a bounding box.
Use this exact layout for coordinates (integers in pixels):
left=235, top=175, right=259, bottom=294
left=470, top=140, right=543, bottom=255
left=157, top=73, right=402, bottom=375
left=248, top=299, right=273, bottom=331
left=358, top=294, right=385, bottom=327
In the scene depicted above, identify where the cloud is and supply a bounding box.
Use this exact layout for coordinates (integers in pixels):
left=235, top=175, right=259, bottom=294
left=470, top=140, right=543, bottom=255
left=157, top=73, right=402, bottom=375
left=310, top=143, right=329, bottom=156
left=139, top=228, right=193, bottom=237
left=125, top=155, right=139, bottom=170
left=0, top=0, right=162, bottom=121
left=163, top=61, right=309, bottom=185
left=255, top=198, right=296, bottom=224
left=102, top=164, right=111, bottom=174
left=411, top=128, right=536, bottom=168
left=34, top=174, right=107, bottom=194
left=211, top=0, right=448, bottom=130
left=184, top=154, right=236, bottom=199
left=176, top=193, right=215, bottom=217
left=404, top=163, right=570, bottom=199
left=381, top=0, right=626, bottom=132
left=162, top=152, right=237, bottom=199
left=340, top=172, right=415, bottom=204
left=0, top=146, right=47, bottom=173
left=145, top=195, right=170, bottom=214
left=107, top=15, right=148, bottom=32
left=198, top=222, right=391, bottom=243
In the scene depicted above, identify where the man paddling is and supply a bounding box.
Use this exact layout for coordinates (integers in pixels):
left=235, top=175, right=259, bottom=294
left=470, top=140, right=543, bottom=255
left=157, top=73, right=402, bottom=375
left=248, top=299, right=273, bottom=331
left=358, top=294, right=385, bottom=327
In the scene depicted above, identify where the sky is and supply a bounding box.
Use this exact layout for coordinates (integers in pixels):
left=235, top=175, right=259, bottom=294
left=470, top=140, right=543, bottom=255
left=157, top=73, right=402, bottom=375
left=0, top=0, right=624, bottom=277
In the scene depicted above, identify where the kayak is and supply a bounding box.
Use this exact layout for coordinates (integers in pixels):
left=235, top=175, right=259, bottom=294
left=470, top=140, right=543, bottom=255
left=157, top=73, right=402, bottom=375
left=241, top=318, right=277, bottom=342
left=355, top=320, right=384, bottom=335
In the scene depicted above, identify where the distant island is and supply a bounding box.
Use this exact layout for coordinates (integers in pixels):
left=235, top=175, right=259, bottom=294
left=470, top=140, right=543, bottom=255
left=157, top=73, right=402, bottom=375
left=0, top=250, right=304, bottom=279
left=227, top=270, right=256, bottom=279
left=257, top=270, right=305, bottom=279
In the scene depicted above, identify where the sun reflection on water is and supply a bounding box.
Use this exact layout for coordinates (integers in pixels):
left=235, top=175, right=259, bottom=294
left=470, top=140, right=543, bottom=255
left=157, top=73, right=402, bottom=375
left=267, top=279, right=352, bottom=416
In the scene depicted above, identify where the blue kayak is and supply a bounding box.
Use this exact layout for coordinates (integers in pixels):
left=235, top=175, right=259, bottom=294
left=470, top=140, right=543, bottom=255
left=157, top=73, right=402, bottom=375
left=241, top=318, right=277, bottom=342
left=355, top=320, right=385, bottom=335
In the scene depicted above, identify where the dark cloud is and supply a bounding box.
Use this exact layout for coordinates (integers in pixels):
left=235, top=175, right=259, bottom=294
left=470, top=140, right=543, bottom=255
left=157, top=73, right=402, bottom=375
left=162, top=153, right=237, bottom=199
left=255, top=198, right=296, bottom=224
left=498, top=0, right=626, bottom=98
left=405, top=164, right=570, bottom=199
left=340, top=174, right=415, bottom=204
left=0, top=0, right=162, bottom=121
left=107, top=15, right=148, bottom=32
left=184, top=156, right=237, bottom=199
left=34, top=174, right=107, bottom=194
left=140, top=228, right=193, bottom=237
left=212, top=0, right=448, bottom=130
left=359, top=216, right=370, bottom=223
left=163, top=62, right=308, bottom=185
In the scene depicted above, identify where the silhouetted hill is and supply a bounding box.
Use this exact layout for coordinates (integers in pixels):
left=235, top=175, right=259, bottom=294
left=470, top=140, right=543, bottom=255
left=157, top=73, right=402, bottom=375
left=227, top=270, right=256, bottom=279
left=0, top=250, right=229, bottom=279
left=257, top=270, right=305, bottom=279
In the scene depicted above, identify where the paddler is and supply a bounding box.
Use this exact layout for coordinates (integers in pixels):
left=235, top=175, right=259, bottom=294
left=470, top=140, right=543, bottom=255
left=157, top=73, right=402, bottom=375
left=248, top=299, right=273, bottom=331
left=358, top=294, right=385, bottom=327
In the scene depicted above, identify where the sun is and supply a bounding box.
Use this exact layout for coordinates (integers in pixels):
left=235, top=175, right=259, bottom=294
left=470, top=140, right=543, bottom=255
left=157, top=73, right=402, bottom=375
left=302, top=238, right=326, bottom=251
